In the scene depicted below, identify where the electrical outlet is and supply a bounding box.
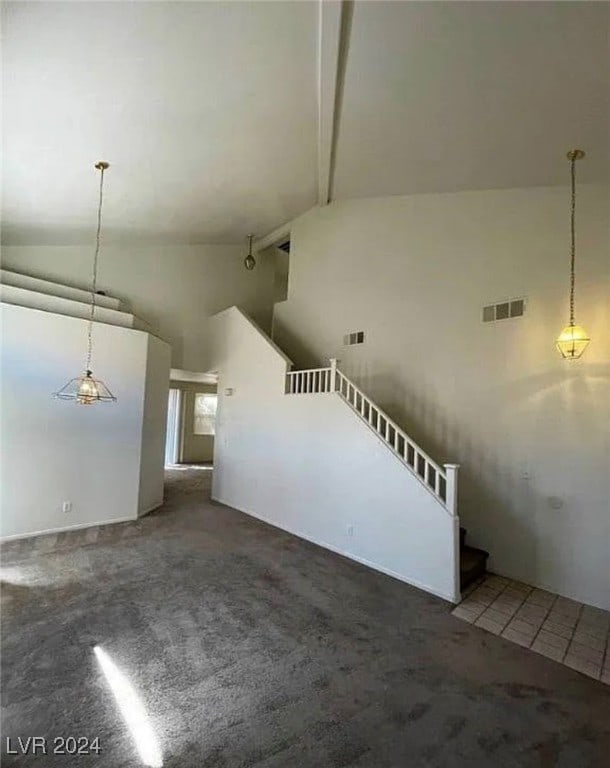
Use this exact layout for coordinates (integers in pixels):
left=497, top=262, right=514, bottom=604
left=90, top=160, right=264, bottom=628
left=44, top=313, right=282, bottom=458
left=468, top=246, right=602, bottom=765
left=62, top=501, right=72, bottom=513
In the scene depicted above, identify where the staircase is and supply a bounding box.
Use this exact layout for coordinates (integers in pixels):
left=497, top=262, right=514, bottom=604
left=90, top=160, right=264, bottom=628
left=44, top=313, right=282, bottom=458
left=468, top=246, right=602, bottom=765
left=460, top=526, right=489, bottom=590
left=209, top=305, right=488, bottom=602
left=285, top=358, right=488, bottom=596
left=285, top=360, right=457, bottom=511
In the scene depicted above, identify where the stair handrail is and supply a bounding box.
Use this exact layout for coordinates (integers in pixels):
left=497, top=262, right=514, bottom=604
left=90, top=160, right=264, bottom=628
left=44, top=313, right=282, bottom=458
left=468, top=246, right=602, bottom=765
left=285, top=358, right=458, bottom=515
left=336, top=369, right=440, bottom=471
left=285, top=366, right=333, bottom=394
left=334, top=364, right=458, bottom=514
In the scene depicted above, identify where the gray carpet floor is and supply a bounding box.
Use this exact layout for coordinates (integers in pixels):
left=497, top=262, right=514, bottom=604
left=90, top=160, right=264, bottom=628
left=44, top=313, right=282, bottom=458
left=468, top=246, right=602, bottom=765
left=2, top=467, right=609, bottom=767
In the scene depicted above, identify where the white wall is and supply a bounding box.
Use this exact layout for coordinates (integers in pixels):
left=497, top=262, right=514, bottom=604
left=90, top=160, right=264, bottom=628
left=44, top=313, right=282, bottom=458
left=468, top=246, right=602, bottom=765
left=0, top=244, right=276, bottom=372
left=274, top=184, right=610, bottom=609
left=0, top=302, right=170, bottom=538
left=211, top=307, right=459, bottom=602
left=138, top=334, right=171, bottom=515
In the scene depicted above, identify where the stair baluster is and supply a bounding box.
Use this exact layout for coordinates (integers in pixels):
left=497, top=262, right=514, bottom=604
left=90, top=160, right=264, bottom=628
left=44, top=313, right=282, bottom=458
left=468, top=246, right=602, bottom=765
left=286, top=364, right=457, bottom=515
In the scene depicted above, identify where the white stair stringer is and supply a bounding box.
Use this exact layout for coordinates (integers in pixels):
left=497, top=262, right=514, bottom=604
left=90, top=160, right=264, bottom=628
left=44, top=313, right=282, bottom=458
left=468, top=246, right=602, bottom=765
left=0, top=268, right=122, bottom=311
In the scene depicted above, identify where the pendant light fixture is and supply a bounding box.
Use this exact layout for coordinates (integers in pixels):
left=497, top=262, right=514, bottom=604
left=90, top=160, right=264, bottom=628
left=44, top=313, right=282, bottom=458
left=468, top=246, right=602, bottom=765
left=54, top=162, right=117, bottom=404
left=555, top=149, right=590, bottom=360
left=244, top=234, right=256, bottom=271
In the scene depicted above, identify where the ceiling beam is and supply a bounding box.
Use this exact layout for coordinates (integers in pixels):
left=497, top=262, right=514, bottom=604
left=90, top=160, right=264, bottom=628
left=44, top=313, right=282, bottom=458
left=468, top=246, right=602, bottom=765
left=254, top=221, right=292, bottom=252
left=257, top=1, right=354, bottom=246
left=317, top=0, right=353, bottom=206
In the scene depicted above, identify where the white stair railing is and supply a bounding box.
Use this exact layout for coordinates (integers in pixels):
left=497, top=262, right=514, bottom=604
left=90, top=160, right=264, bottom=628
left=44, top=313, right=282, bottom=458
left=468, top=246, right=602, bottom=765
left=285, top=358, right=458, bottom=514
left=285, top=367, right=333, bottom=394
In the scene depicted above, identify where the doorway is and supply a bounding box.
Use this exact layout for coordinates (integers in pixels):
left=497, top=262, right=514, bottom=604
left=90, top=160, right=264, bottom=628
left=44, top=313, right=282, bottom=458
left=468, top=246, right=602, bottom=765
left=164, top=384, right=218, bottom=467
left=165, top=388, right=182, bottom=466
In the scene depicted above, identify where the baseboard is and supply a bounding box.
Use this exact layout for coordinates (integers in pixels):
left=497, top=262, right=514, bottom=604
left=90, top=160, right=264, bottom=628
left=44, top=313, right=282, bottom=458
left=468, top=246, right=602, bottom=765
left=213, top=495, right=457, bottom=604
left=138, top=500, right=163, bottom=518
left=0, top=515, right=136, bottom=543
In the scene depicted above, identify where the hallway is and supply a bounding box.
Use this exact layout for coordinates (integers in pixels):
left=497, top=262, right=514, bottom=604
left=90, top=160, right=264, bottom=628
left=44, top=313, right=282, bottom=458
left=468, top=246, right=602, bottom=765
left=2, top=468, right=609, bottom=767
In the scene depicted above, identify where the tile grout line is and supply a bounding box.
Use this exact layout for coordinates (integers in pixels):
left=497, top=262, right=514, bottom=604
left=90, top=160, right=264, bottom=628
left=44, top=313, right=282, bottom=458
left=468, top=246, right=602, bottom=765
left=603, top=628, right=610, bottom=676
left=499, top=584, right=530, bottom=638
left=564, top=601, right=605, bottom=680
left=496, top=580, right=514, bottom=629
left=476, top=577, right=513, bottom=626
left=529, top=593, right=564, bottom=658
left=563, top=602, right=585, bottom=663
left=454, top=577, right=609, bottom=684
left=509, top=590, right=528, bottom=635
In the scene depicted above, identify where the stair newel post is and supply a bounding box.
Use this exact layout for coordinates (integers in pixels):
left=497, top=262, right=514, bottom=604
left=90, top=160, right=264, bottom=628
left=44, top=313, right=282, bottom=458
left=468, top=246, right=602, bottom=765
left=329, top=358, right=338, bottom=393
left=444, top=464, right=459, bottom=516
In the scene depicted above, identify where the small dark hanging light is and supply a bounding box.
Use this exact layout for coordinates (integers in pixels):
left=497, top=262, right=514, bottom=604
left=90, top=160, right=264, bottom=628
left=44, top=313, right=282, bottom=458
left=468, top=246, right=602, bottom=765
left=54, top=162, right=117, bottom=404
left=244, top=234, right=256, bottom=271
left=556, top=149, right=590, bottom=360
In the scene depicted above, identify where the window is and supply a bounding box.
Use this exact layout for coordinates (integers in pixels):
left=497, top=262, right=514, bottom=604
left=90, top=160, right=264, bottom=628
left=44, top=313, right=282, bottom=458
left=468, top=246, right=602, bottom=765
left=193, top=393, right=217, bottom=435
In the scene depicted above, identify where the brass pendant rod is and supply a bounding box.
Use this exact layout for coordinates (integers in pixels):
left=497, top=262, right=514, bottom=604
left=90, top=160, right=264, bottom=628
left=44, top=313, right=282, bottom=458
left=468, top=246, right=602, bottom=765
left=86, top=162, right=109, bottom=372
left=569, top=154, right=576, bottom=327
left=566, top=149, right=584, bottom=327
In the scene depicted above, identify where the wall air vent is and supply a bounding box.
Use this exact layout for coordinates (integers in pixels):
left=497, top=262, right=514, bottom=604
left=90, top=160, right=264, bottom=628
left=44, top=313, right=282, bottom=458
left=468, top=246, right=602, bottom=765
left=344, top=331, right=365, bottom=346
left=482, top=298, right=526, bottom=323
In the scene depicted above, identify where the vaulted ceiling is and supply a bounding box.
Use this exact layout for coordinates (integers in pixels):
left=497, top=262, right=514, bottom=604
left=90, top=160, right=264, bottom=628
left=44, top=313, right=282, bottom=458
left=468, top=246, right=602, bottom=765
left=334, top=1, right=610, bottom=199
left=2, top=1, right=608, bottom=246
left=2, top=1, right=318, bottom=245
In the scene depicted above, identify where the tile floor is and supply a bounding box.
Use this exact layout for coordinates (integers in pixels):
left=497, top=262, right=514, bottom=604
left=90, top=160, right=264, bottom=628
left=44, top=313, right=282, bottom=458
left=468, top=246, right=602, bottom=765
left=452, top=574, right=610, bottom=684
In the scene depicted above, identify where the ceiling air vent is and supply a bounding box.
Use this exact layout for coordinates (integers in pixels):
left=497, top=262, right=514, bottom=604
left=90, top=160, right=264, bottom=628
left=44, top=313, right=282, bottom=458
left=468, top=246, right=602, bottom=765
left=344, top=331, right=365, bottom=346
left=483, top=298, right=526, bottom=323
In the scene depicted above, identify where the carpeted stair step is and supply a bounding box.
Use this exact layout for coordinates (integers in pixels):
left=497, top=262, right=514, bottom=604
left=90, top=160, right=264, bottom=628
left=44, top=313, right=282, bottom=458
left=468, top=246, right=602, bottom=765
left=460, top=544, right=489, bottom=590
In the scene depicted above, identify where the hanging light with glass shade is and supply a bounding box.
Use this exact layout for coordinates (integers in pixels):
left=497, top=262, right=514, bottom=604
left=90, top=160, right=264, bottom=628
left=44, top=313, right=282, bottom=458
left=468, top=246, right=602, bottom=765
left=54, top=162, right=117, bottom=404
left=556, top=149, right=590, bottom=360
left=244, top=234, right=256, bottom=270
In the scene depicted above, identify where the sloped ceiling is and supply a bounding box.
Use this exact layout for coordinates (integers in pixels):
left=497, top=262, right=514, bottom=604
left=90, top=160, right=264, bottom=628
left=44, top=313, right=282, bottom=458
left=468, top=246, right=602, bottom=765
left=2, top=1, right=608, bottom=246
left=333, top=1, right=610, bottom=199
left=1, top=1, right=318, bottom=245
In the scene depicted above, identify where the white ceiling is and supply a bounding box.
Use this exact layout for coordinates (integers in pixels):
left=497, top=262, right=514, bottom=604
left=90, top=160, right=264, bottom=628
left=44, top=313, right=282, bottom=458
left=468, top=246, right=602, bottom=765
left=334, top=1, right=610, bottom=198
left=1, top=1, right=318, bottom=245
left=2, top=1, right=608, bottom=246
